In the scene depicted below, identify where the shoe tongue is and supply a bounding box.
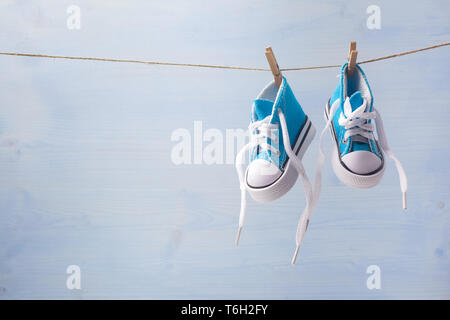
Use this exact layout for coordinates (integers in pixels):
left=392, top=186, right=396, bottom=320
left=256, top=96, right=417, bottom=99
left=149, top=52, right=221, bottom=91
left=252, top=99, right=274, bottom=121
left=348, top=91, right=364, bottom=112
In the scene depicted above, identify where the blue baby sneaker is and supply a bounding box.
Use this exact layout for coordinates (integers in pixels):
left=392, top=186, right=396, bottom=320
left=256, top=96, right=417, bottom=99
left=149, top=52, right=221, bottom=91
left=235, top=76, right=316, bottom=263
left=316, top=62, right=407, bottom=209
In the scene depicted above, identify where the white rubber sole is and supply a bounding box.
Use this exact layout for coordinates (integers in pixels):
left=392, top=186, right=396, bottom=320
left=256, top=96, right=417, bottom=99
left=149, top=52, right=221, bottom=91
left=325, top=103, right=385, bottom=189
left=245, top=117, right=316, bottom=202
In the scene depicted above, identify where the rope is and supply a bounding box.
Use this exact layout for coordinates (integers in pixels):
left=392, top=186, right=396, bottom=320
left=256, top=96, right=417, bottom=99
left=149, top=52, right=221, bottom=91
left=281, top=42, right=450, bottom=71
left=0, top=42, right=448, bottom=72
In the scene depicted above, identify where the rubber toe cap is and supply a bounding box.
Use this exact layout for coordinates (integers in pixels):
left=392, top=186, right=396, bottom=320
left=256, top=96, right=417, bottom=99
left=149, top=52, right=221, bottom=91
left=246, top=159, right=282, bottom=188
left=341, top=150, right=382, bottom=175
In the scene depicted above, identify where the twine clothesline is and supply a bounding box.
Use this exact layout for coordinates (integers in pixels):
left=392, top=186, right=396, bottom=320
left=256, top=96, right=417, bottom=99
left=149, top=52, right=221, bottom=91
left=0, top=42, right=448, bottom=72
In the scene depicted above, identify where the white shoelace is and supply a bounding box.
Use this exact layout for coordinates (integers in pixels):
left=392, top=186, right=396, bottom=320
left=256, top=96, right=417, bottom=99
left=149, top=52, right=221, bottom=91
left=235, top=115, right=279, bottom=246
left=235, top=109, right=314, bottom=264
left=338, top=98, right=375, bottom=143
left=314, top=98, right=408, bottom=212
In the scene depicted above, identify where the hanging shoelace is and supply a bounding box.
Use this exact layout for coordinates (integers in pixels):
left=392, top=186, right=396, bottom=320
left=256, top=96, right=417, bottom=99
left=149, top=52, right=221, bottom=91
left=314, top=97, right=408, bottom=211
left=278, top=110, right=314, bottom=264
left=235, top=116, right=279, bottom=245
left=235, top=109, right=314, bottom=264
left=374, top=108, right=408, bottom=209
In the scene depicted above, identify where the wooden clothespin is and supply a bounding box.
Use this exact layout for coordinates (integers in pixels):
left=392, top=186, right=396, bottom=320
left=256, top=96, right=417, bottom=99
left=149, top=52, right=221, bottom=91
left=265, top=46, right=282, bottom=87
left=347, top=41, right=358, bottom=77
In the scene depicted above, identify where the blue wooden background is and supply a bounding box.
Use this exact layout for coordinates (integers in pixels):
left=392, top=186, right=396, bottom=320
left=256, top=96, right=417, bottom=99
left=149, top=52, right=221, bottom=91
left=0, top=0, right=449, bottom=299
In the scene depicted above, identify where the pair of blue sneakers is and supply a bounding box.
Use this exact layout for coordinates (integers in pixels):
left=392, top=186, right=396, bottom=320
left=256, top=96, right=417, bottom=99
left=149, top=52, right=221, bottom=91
left=235, top=62, right=408, bottom=264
